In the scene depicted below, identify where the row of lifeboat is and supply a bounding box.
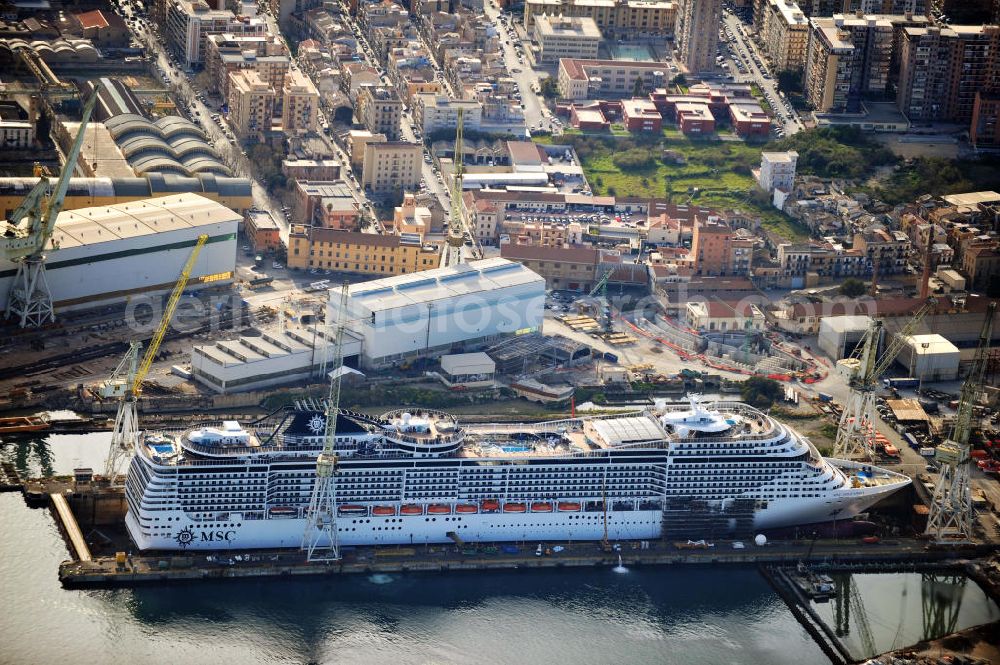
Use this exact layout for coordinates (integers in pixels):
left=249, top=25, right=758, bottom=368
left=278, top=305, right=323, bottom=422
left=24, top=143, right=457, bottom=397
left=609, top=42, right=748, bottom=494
left=337, top=500, right=584, bottom=517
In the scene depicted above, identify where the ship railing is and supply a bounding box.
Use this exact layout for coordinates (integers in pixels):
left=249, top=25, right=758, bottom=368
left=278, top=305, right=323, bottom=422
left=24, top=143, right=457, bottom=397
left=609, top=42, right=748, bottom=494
left=384, top=431, right=465, bottom=446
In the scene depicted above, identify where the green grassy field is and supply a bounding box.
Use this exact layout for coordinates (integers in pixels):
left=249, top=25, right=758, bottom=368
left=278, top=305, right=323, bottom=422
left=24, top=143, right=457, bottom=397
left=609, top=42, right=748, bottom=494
left=539, top=132, right=809, bottom=241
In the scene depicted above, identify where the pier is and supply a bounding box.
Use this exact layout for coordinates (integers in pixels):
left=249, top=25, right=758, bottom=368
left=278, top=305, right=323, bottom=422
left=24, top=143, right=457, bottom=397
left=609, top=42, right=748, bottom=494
left=57, top=540, right=993, bottom=589
left=50, top=493, right=92, bottom=562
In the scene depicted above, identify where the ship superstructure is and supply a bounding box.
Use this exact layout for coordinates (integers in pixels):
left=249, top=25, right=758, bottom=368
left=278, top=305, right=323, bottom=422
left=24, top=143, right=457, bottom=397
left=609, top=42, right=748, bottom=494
left=124, top=398, right=910, bottom=551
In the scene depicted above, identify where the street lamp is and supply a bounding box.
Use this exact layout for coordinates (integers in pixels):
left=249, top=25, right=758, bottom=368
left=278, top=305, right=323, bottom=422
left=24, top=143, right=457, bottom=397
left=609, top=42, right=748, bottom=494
left=917, top=341, right=930, bottom=395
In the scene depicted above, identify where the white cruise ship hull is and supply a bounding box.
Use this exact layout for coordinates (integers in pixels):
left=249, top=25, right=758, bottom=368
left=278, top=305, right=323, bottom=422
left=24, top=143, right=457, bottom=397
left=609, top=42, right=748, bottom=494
left=124, top=405, right=912, bottom=552
left=125, top=485, right=897, bottom=551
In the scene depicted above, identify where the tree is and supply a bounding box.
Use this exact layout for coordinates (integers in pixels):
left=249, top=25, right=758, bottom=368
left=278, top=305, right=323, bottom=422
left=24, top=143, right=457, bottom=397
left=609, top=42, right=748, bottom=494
left=612, top=148, right=655, bottom=170
left=632, top=77, right=645, bottom=97
left=740, top=376, right=783, bottom=408
left=670, top=74, right=687, bottom=88
left=775, top=69, right=803, bottom=95
left=539, top=77, right=559, bottom=99
left=839, top=278, right=867, bottom=298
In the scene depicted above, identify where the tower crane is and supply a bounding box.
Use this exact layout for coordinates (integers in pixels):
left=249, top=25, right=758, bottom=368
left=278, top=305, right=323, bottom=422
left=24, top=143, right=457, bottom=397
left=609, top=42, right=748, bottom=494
left=926, top=301, right=996, bottom=542
left=442, top=109, right=482, bottom=267
left=302, top=282, right=350, bottom=562
left=833, top=299, right=935, bottom=460
left=1, top=83, right=103, bottom=327
left=102, top=234, right=209, bottom=483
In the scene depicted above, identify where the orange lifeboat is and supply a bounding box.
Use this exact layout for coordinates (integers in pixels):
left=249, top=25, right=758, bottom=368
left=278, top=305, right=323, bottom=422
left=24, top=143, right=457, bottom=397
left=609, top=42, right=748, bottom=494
left=557, top=502, right=581, bottom=512
left=456, top=503, right=478, bottom=514
left=337, top=504, right=367, bottom=516
left=428, top=504, right=451, bottom=515
left=481, top=500, right=500, bottom=512
left=372, top=505, right=396, bottom=516
left=400, top=504, right=423, bottom=515
left=503, top=502, right=527, bottom=513
left=531, top=502, right=553, bottom=513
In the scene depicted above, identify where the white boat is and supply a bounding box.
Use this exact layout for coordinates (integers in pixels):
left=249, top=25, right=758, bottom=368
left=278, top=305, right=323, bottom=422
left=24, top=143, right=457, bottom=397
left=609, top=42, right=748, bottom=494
left=123, top=402, right=911, bottom=551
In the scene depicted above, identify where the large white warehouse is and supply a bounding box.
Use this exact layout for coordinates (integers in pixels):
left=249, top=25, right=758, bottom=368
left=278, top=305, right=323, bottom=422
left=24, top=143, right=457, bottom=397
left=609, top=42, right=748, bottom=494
left=333, top=258, right=545, bottom=369
left=0, top=193, right=238, bottom=314
left=898, top=333, right=960, bottom=382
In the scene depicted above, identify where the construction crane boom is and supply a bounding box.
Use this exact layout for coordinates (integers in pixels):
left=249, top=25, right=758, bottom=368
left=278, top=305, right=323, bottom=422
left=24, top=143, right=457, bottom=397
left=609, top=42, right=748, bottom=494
left=3, top=83, right=103, bottom=327
left=302, top=282, right=350, bottom=562
left=948, top=301, right=995, bottom=447
left=926, top=301, right=996, bottom=541
left=442, top=109, right=483, bottom=267
left=3, top=83, right=103, bottom=259
left=133, top=234, right=208, bottom=395
left=835, top=299, right=935, bottom=460
left=102, top=234, right=209, bottom=482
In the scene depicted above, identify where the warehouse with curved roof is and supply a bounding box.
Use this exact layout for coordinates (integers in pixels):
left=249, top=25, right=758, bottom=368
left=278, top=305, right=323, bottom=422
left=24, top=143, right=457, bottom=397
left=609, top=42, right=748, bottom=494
left=104, top=114, right=232, bottom=177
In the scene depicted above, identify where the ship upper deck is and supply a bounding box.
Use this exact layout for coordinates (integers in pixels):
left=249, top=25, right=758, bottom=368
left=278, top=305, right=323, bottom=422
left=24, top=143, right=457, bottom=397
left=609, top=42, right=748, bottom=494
left=135, top=401, right=801, bottom=468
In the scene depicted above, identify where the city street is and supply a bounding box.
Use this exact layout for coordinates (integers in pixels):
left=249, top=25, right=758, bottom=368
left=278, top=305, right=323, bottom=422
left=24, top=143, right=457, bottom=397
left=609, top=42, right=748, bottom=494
left=722, top=11, right=803, bottom=136
left=484, top=4, right=554, bottom=133
left=124, top=6, right=291, bottom=241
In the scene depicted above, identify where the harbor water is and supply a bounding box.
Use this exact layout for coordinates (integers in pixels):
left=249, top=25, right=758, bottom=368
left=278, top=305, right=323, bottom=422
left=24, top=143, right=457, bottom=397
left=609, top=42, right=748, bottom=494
left=1, top=434, right=996, bottom=665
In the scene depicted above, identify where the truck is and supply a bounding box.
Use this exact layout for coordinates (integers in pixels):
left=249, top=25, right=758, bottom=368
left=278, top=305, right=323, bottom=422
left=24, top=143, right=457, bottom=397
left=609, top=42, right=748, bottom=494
left=903, top=432, right=920, bottom=450
left=883, top=377, right=920, bottom=389
left=919, top=447, right=937, bottom=457
left=816, top=392, right=833, bottom=403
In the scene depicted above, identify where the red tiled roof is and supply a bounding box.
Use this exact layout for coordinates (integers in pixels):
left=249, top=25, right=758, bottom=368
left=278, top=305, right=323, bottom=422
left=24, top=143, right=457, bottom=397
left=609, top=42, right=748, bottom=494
left=501, top=242, right=599, bottom=264
left=75, top=9, right=109, bottom=29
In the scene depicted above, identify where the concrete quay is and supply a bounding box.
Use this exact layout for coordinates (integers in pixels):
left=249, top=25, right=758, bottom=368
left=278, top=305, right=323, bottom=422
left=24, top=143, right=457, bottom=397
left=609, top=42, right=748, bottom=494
left=58, top=540, right=994, bottom=589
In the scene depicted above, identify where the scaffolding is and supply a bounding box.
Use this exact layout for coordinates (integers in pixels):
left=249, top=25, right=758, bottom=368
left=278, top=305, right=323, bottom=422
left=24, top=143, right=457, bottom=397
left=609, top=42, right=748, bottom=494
left=486, top=333, right=591, bottom=375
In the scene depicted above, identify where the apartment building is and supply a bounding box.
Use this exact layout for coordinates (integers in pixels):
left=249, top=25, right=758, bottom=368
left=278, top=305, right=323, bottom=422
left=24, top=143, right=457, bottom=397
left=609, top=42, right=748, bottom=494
left=896, top=25, right=1000, bottom=124
left=357, top=85, right=403, bottom=140
left=413, top=94, right=484, bottom=135
left=759, top=0, right=810, bottom=71
left=690, top=217, right=752, bottom=277
left=533, top=16, right=602, bottom=64
left=282, top=69, right=320, bottom=134
left=523, top=0, right=677, bottom=34
left=393, top=193, right=434, bottom=240
left=347, top=129, right=387, bottom=169
left=360, top=141, right=423, bottom=195
left=205, top=34, right=289, bottom=99
left=804, top=13, right=928, bottom=113
left=165, top=0, right=265, bottom=68
left=972, top=91, right=1000, bottom=149
left=676, top=0, right=722, bottom=73
left=287, top=226, right=440, bottom=274
left=227, top=70, right=275, bottom=141
left=500, top=242, right=604, bottom=290
left=621, top=98, right=663, bottom=131
left=757, top=151, right=799, bottom=193
left=853, top=228, right=911, bottom=273
left=961, top=242, right=1000, bottom=292
left=557, top=58, right=670, bottom=99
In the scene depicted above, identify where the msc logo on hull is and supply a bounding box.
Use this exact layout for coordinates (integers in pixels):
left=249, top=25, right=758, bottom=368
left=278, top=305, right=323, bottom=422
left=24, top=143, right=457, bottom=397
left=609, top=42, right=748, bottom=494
left=174, top=526, right=237, bottom=547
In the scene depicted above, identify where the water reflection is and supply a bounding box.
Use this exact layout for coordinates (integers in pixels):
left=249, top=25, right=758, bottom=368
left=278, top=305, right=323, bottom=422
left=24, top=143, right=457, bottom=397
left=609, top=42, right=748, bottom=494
left=1, top=437, right=56, bottom=478
left=814, top=572, right=999, bottom=660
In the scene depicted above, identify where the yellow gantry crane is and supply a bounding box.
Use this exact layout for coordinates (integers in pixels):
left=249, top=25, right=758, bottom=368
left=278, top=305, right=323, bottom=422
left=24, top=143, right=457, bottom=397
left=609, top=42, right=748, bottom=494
left=101, top=234, right=209, bottom=483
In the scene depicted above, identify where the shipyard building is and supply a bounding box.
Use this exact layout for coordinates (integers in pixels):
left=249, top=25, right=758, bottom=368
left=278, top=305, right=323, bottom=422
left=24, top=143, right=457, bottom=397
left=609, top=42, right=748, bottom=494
left=335, top=258, right=545, bottom=369
left=189, top=258, right=545, bottom=392
left=0, top=194, right=239, bottom=314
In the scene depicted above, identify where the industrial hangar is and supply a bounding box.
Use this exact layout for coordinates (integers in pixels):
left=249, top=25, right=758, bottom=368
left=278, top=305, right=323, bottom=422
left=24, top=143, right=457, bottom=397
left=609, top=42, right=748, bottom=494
left=0, top=193, right=239, bottom=314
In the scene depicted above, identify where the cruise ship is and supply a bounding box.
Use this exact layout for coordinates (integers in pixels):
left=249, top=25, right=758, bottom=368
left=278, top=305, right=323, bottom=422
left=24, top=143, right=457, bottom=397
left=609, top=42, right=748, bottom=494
left=124, top=397, right=911, bottom=551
